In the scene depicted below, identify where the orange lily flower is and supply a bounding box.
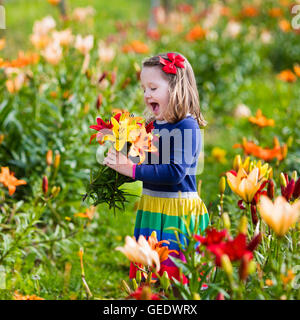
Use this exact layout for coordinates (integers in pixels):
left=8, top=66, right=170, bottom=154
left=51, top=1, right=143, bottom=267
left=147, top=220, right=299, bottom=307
left=122, top=40, right=149, bottom=54
left=0, top=167, right=27, bottom=195
left=268, top=8, right=283, bottom=18
left=241, top=6, right=259, bottom=18
left=279, top=19, right=291, bottom=32
left=13, top=291, right=44, bottom=300
left=0, top=38, right=5, bottom=50
left=186, top=25, right=207, bottom=41
left=294, top=64, right=300, bottom=77
left=258, top=196, right=300, bottom=237
left=147, top=231, right=179, bottom=263
left=277, top=70, right=297, bottom=83
left=248, top=109, right=275, bottom=128
left=74, top=206, right=96, bottom=220
left=233, top=137, right=287, bottom=161
left=128, top=123, right=158, bottom=164
left=0, top=51, right=39, bottom=69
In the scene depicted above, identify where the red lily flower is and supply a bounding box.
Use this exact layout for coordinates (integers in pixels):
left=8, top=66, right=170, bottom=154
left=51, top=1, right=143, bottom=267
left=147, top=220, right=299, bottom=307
left=206, top=233, right=260, bottom=266
left=127, top=285, right=160, bottom=300
left=145, top=121, right=154, bottom=133
left=194, top=228, right=227, bottom=248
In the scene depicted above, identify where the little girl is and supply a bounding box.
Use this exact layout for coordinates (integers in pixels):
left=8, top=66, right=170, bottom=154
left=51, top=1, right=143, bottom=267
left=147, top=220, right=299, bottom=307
left=104, top=52, right=209, bottom=283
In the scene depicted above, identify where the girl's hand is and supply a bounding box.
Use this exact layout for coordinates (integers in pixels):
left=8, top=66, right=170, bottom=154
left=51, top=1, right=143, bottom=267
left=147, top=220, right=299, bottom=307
left=103, top=148, right=134, bottom=178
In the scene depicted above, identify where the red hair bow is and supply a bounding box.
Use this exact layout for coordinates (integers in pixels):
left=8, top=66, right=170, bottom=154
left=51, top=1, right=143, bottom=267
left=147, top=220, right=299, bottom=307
left=159, top=53, right=185, bottom=74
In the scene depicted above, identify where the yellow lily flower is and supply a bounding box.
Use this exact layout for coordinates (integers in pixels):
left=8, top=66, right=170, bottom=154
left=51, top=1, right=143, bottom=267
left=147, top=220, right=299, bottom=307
left=258, top=196, right=300, bottom=237
left=226, top=167, right=265, bottom=203
left=102, top=116, right=139, bottom=151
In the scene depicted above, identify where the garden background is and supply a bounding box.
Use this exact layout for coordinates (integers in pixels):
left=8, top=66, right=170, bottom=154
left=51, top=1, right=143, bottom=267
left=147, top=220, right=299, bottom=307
left=0, top=0, right=299, bottom=300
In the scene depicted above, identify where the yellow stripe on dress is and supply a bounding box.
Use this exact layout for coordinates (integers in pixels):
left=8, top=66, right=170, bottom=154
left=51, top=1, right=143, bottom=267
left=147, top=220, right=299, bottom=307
left=137, top=194, right=208, bottom=217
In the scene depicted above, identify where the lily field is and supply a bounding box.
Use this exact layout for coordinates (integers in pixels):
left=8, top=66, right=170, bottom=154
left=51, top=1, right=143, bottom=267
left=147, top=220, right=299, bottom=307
left=0, top=0, right=299, bottom=300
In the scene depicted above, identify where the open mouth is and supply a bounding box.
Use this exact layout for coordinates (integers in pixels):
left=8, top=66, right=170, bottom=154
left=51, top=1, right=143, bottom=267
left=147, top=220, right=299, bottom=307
left=150, top=102, right=160, bottom=113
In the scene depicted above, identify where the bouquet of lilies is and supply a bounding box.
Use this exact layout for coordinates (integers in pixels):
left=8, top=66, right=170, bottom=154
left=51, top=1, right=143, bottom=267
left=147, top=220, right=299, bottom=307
left=83, top=111, right=157, bottom=214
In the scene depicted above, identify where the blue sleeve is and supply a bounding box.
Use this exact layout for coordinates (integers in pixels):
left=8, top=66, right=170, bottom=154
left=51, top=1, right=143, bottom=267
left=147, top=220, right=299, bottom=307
left=134, top=118, right=201, bottom=185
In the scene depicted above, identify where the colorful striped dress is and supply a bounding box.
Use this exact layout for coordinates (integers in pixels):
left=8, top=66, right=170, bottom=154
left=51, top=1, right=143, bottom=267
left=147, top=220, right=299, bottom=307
left=130, top=115, right=209, bottom=283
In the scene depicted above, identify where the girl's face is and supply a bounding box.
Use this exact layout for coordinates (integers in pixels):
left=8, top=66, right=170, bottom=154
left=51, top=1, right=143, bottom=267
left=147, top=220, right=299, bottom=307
left=140, top=66, right=170, bottom=121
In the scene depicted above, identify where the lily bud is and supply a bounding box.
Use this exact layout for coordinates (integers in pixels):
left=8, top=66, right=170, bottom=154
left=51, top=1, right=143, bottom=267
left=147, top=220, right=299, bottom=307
left=251, top=204, right=258, bottom=226
left=280, top=173, right=287, bottom=188
left=233, top=155, right=242, bottom=172
left=141, top=286, right=152, bottom=300
left=51, top=186, right=61, bottom=198
left=54, top=151, right=61, bottom=169
left=46, top=150, right=53, bottom=166
left=160, top=271, right=170, bottom=291
left=238, top=216, right=248, bottom=235
left=121, top=280, right=132, bottom=295
left=239, top=253, right=252, bottom=281
left=222, top=212, right=231, bottom=230
left=292, top=171, right=298, bottom=182
left=219, top=176, right=226, bottom=194
left=216, top=293, right=225, bottom=300
left=136, top=270, right=141, bottom=285
left=221, top=254, right=233, bottom=277
left=285, top=179, right=295, bottom=201
left=287, top=136, right=293, bottom=148
left=96, top=93, right=103, bottom=110
left=267, top=167, right=273, bottom=179
left=247, top=260, right=256, bottom=275
left=247, top=233, right=262, bottom=251
left=267, top=179, right=275, bottom=199
left=42, top=176, right=48, bottom=195
left=132, top=278, right=138, bottom=291
left=192, top=292, right=201, bottom=300
left=243, top=157, right=250, bottom=172
left=293, top=178, right=300, bottom=199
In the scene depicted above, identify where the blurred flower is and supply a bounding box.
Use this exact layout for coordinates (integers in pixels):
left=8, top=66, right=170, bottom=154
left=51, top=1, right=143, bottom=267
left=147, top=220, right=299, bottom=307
left=234, top=103, right=251, bottom=118
left=147, top=29, right=160, bottom=41
left=241, top=6, right=259, bottom=18
left=13, top=291, right=44, bottom=300
left=0, top=167, right=27, bottom=195
left=147, top=231, right=178, bottom=263
left=5, top=73, right=26, bottom=93
left=30, top=33, right=50, bottom=50
left=33, top=16, right=56, bottom=35
left=153, top=6, right=166, bottom=24
left=46, top=150, right=53, bottom=166
left=74, top=206, right=96, bottom=220
left=233, top=137, right=287, bottom=161
left=52, top=29, right=74, bottom=46
left=0, top=51, right=39, bottom=68
left=42, top=41, right=63, bottom=65
left=97, top=40, right=116, bottom=63
left=211, top=147, right=227, bottom=164
left=0, top=38, right=5, bottom=50
left=224, top=20, right=242, bottom=38
left=258, top=196, right=300, bottom=237
left=186, top=25, right=207, bottom=41
left=268, top=8, right=283, bottom=18
left=74, top=35, right=94, bottom=55
left=293, top=64, right=300, bottom=77
left=277, top=70, right=297, bottom=83
left=260, top=30, right=273, bottom=44
left=72, top=6, right=95, bottom=22
left=128, top=285, right=160, bottom=300
left=248, top=109, right=275, bottom=128
left=48, top=0, right=60, bottom=5
left=279, top=19, right=291, bottom=32
left=226, top=167, right=265, bottom=203
left=122, top=40, right=149, bottom=54
left=280, top=270, right=295, bottom=285
left=265, top=279, right=273, bottom=286
left=116, top=235, right=160, bottom=272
